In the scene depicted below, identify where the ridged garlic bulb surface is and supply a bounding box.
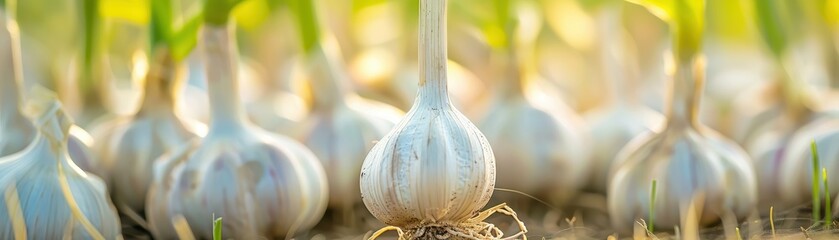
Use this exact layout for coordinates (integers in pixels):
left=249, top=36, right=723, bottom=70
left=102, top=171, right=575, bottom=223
left=360, top=0, right=495, bottom=228
left=608, top=60, right=757, bottom=233
left=146, top=25, right=328, bottom=239
left=93, top=49, right=203, bottom=213
left=0, top=94, right=121, bottom=239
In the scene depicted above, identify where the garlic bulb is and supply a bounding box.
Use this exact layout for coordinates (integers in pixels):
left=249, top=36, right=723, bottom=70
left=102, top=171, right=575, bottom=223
left=778, top=118, right=839, bottom=207
left=0, top=16, right=101, bottom=176
left=730, top=0, right=819, bottom=210
left=475, top=0, right=589, bottom=203
left=609, top=58, right=757, bottom=233
left=0, top=92, right=121, bottom=239
left=361, top=0, right=511, bottom=237
left=146, top=23, right=328, bottom=239
left=93, top=48, right=203, bottom=213
left=291, top=0, right=402, bottom=212
left=584, top=6, right=663, bottom=193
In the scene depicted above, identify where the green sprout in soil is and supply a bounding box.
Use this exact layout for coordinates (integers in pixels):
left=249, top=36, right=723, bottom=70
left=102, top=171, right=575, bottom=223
left=213, top=215, right=222, bottom=240
left=649, top=179, right=657, bottom=233
left=824, top=167, right=832, bottom=229
left=812, top=140, right=821, bottom=225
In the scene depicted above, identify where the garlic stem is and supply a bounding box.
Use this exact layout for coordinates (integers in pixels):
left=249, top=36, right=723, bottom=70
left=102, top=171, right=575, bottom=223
left=138, top=49, right=180, bottom=116
left=417, top=0, right=451, bottom=108
left=597, top=6, right=632, bottom=106
left=0, top=17, right=24, bottom=120
left=203, top=25, right=247, bottom=129
left=666, top=58, right=702, bottom=129
left=78, top=0, right=106, bottom=117
left=291, top=0, right=350, bottom=108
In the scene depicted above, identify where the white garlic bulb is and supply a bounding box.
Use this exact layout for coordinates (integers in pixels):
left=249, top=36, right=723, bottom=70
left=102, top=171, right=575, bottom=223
left=146, top=24, right=328, bottom=239
left=475, top=1, right=589, bottom=203
left=292, top=0, right=402, bottom=212
left=92, top=48, right=204, bottom=213
left=584, top=6, right=663, bottom=193
left=478, top=68, right=590, bottom=203
left=0, top=16, right=101, bottom=176
left=0, top=91, right=121, bottom=239
left=360, top=0, right=496, bottom=233
left=778, top=118, right=839, bottom=207
left=608, top=59, right=757, bottom=233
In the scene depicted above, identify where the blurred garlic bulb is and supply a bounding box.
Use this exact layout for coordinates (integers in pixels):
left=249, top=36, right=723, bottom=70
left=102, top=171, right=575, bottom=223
left=0, top=16, right=100, bottom=175
left=246, top=59, right=308, bottom=136
left=731, top=0, right=820, bottom=210
left=609, top=58, right=756, bottom=233
left=146, top=24, right=328, bottom=239
left=779, top=118, right=839, bottom=206
left=475, top=0, right=588, bottom=204
left=360, top=0, right=496, bottom=232
left=584, top=6, right=663, bottom=193
left=0, top=91, right=121, bottom=239
left=291, top=0, right=402, bottom=212
left=92, top=48, right=204, bottom=213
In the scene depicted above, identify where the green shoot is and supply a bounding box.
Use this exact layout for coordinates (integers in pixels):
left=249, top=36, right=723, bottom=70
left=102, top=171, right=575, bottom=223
left=649, top=179, right=657, bottom=233
left=288, top=0, right=323, bottom=54
left=213, top=215, right=222, bottom=240
left=813, top=140, right=821, bottom=225
left=753, top=0, right=791, bottom=58
left=825, top=167, right=832, bottom=229
left=735, top=227, right=742, bottom=240
left=204, top=0, right=247, bottom=26
left=626, top=0, right=705, bottom=62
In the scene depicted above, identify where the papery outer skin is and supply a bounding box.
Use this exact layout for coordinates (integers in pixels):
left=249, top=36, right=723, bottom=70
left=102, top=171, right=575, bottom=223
left=96, top=116, right=201, bottom=212
left=360, top=102, right=496, bottom=227
left=608, top=127, right=757, bottom=233
left=300, top=96, right=401, bottom=209
left=585, top=105, right=664, bottom=193
left=478, top=94, right=589, bottom=201
left=779, top=119, right=839, bottom=209
left=146, top=127, right=327, bottom=239
left=0, top=135, right=122, bottom=239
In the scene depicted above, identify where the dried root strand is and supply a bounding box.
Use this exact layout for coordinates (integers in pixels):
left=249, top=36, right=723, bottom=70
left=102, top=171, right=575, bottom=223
left=4, top=185, right=26, bottom=240
left=368, top=203, right=527, bottom=240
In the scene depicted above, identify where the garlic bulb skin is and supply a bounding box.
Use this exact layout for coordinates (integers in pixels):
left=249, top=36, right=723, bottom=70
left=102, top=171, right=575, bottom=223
left=93, top=49, right=203, bottom=213
left=146, top=25, right=328, bottom=239
left=360, top=87, right=496, bottom=227
left=608, top=60, right=757, bottom=233
left=0, top=95, right=121, bottom=239
left=360, top=0, right=495, bottom=228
